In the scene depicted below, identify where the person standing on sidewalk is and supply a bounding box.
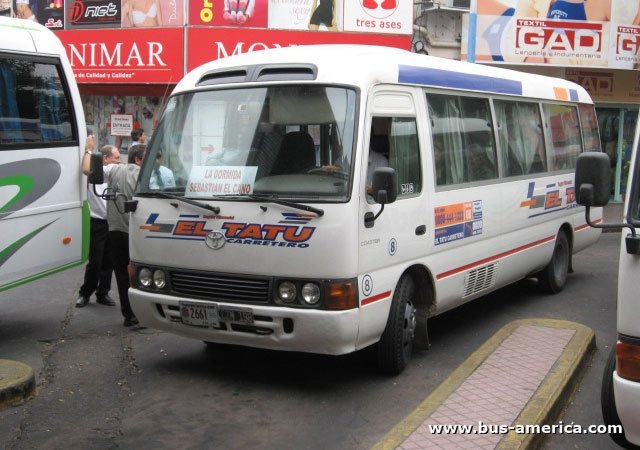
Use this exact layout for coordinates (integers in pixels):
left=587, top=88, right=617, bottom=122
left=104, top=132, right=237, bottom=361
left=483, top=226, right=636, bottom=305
left=76, top=135, right=120, bottom=308
left=82, top=143, right=147, bottom=327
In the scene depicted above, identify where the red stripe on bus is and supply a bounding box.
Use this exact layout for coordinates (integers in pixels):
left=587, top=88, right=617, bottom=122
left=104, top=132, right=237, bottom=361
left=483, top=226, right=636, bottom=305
left=361, top=291, right=392, bottom=306
left=436, top=235, right=556, bottom=280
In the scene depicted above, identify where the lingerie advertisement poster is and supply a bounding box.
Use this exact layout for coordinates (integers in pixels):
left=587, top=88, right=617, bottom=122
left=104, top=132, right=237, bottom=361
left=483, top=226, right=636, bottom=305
left=187, top=0, right=412, bottom=34
left=121, top=0, right=184, bottom=27
left=465, top=0, right=640, bottom=69
left=9, top=0, right=65, bottom=28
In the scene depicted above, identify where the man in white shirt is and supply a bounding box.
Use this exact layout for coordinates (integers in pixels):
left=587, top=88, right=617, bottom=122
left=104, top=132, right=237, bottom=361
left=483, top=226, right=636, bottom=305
left=77, top=139, right=120, bottom=307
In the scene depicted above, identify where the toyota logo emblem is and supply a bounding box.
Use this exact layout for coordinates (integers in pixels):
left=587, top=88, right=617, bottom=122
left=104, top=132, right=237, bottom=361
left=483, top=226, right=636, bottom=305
left=205, top=231, right=226, bottom=250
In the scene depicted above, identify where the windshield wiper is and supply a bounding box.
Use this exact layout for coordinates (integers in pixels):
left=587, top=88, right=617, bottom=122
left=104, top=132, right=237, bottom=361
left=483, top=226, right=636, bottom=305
left=209, top=194, right=324, bottom=216
left=144, top=191, right=221, bottom=214
left=247, top=194, right=324, bottom=216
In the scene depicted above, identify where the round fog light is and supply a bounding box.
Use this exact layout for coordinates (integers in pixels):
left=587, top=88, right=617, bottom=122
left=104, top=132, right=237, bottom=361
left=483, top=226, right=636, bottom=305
left=278, top=281, right=297, bottom=302
left=139, top=268, right=152, bottom=287
left=301, top=283, right=321, bottom=305
left=153, top=270, right=166, bottom=289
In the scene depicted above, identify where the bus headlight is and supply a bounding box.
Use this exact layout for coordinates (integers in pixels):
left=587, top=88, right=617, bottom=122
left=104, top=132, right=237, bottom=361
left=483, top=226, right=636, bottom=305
left=301, top=283, right=321, bottom=305
left=153, top=270, right=166, bottom=289
left=139, top=268, right=152, bottom=287
left=278, top=281, right=297, bottom=302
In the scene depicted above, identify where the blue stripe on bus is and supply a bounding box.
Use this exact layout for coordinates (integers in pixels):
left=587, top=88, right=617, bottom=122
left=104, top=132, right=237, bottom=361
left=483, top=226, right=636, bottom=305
left=570, top=89, right=579, bottom=101
left=398, top=65, right=523, bottom=95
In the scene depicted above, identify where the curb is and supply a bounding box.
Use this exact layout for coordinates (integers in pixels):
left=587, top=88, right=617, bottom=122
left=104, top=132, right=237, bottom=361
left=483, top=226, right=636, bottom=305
left=371, top=318, right=595, bottom=450
left=0, top=359, right=36, bottom=409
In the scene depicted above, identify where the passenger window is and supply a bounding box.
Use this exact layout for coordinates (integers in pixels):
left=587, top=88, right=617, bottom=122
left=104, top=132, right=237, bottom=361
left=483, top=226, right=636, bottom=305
left=367, top=116, right=421, bottom=199
left=427, top=93, right=497, bottom=185
left=578, top=104, right=601, bottom=152
left=0, top=57, right=75, bottom=146
left=495, top=100, right=546, bottom=177
left=543, top=104, right=582, bottom=170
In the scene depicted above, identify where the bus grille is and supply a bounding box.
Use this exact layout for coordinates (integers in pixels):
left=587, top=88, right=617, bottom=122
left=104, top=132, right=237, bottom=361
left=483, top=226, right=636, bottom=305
left=169, top=270, right=271, bottom=303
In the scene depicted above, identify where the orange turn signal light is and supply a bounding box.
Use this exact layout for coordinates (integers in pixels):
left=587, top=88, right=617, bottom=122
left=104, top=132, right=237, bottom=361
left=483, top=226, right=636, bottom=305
left=616, top=340, right=640, bottom=382
left=325, top=280, right=357, bottom=310
left=63, top=236, right=72, bottom=245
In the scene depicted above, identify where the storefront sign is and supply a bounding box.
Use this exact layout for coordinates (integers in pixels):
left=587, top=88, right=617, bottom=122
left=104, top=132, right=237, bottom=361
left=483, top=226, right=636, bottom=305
left=56, top=28, right=184, bottom=83
left=466, top=0, right=640, bottom=69
left=566, top=68, right=640, bottom=102
left=186, top=27, right=411, bottom=71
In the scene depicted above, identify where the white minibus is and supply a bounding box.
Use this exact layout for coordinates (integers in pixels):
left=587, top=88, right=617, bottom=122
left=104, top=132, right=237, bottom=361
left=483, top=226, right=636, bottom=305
left=116, top=45, right=601, bottom=373
left=0, top=17, right=87, bottom=291
left=576, top=121, right=640, bottom=447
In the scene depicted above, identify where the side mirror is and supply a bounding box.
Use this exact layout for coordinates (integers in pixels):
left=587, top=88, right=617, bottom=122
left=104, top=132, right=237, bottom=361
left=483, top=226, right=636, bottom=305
left=575, top=152, right=640, bottom=254
left=575, top=152, right=611, bottom=207
left=371, top=167, right=397, bottom=205
left=87, top=153, right=104, bottom=185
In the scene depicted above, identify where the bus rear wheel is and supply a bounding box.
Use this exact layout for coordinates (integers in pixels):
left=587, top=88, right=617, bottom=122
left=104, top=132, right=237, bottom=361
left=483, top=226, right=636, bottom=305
left=537, top=231, right=570, bottom=294
left=376, top=275, right=417, bottom=375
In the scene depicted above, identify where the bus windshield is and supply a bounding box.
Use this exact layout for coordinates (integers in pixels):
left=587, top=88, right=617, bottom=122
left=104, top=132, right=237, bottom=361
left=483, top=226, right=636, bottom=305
left=140, top=85, right=357, bottom=202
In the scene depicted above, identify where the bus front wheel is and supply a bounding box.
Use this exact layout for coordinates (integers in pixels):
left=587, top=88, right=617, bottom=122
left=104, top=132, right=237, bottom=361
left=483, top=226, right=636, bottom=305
left=376, top=275, right=417, bottom=375
left=537, top=231, right=570, bottom=294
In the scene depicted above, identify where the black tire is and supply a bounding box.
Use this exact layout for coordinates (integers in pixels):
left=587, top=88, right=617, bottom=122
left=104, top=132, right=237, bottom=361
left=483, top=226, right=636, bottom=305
left=601, top=346, right=640, bottom=449
left=537, top=231, right=570, bottom=294
left=376, top=275, right=417, bottom=375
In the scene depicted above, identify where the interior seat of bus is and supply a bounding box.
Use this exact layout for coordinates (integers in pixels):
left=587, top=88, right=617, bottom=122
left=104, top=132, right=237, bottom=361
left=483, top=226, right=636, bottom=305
left=271, top=130, right=316, bottom=175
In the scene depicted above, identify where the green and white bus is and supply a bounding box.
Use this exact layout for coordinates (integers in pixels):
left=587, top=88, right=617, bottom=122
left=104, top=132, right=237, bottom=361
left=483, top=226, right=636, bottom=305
left=0, top=17, right=87, bottom=291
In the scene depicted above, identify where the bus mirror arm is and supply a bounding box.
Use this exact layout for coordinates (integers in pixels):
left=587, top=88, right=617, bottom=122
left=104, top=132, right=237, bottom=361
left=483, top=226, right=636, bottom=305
left=364, top=168, right=397, bottom=228
left=584, top=205, right=640, bottom=255
left=363, top=204, right=385, bottom=228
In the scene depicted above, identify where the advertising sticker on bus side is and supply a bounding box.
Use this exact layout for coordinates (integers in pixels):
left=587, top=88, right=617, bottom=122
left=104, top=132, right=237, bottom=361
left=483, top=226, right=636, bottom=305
left=434, top=200, right=483, bottom=246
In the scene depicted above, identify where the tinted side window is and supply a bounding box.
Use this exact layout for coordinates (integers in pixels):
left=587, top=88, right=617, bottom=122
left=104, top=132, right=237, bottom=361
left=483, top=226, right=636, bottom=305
left=543, top=103, right=582, bottom=170
left=0, top=55, right=75, bottom=146
left=495, top=100, right=546, bottom=177
left=367, top=116, right=421, bottom=199
left=427, top=93, right=497, bottom=186
left=578, top=104, right=601, bottom=152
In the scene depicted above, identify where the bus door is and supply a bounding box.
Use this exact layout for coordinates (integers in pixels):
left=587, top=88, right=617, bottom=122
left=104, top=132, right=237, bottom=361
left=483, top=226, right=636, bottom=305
left=356, top=89, right=428, bottom=348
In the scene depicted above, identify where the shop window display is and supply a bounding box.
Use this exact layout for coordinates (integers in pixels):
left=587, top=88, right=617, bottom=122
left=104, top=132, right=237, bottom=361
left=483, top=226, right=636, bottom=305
left=83, top=95, right=164, bottom=158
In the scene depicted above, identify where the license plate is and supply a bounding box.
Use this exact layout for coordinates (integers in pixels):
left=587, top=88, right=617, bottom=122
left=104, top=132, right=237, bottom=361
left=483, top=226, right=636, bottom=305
left=180, top=302, right=220, bottom=328
left=218, top=306, right=254, bottom=325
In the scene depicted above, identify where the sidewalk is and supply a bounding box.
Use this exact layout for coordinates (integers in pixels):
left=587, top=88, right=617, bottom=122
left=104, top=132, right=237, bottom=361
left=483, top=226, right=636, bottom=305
left=372, top=319, right=595, bottom=450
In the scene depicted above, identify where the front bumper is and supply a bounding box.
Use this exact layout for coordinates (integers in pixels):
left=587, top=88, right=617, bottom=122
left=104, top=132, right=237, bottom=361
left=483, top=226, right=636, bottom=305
left=129, top=289, right=361, bottom=355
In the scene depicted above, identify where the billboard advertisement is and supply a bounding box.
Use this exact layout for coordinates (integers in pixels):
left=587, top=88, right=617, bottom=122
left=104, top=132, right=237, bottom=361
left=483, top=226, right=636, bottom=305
left=188, top=0, right=412, bottom=34
left=466, top=0, right=640, bottom=69
left=186, top=26, right=411, bottom=71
